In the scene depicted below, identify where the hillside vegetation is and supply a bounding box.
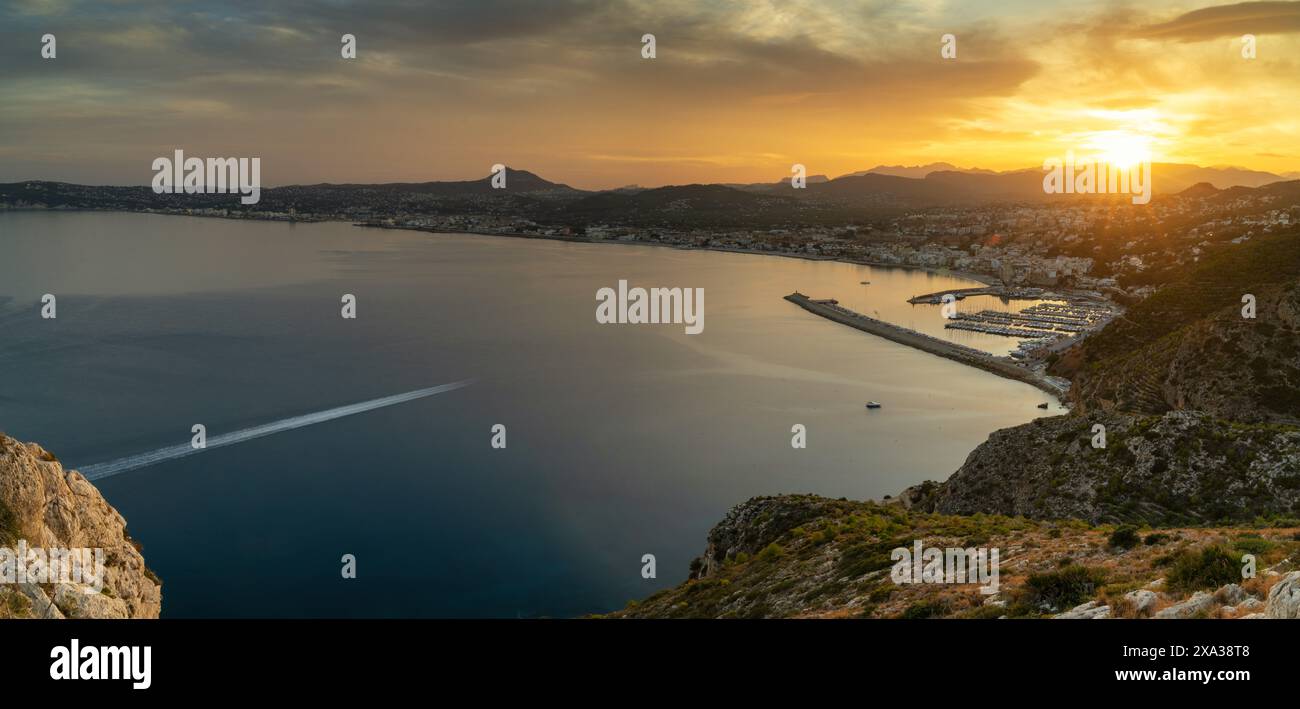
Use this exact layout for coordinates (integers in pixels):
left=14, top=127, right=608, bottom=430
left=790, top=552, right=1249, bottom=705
left=918, top=228, right=1300, bottom=525
left=608, top=495, right=1300, bottom=619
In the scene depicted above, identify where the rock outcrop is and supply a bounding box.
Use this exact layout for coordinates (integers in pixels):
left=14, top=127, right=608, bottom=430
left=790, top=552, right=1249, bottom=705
left=0, top=433, right=161, bottom=619
left=905, top=411, right=1300, bottom=524
left=1265, top=571, right=1300, bottom=619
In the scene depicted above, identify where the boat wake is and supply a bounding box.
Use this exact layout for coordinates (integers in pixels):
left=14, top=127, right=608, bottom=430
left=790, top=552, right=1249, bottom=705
left=76, top=380, right=475, bottom=481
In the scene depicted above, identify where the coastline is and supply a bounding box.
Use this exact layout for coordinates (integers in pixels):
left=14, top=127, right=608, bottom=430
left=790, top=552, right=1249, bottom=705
left=350, top=221, right=1003, bottom=285
left=783, top=292, right=1068, bottom=399
left=0, top=207, right=999, bottom=285
left=4, top=208, right=1057, bottom=395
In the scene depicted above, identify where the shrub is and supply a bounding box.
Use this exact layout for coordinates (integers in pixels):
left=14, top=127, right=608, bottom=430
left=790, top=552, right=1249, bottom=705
left=1108, top=524, right=1141, bottom=550
left=1166, top=545, right=1241, bottom=593
left=0, top=500, right=18, bottom=546
left=959, top=604, right=1007, bottom=620
left=757, top=543, right=784, bottom=562
left=868, top=585, right=894, bottom=603
left=836, top=538, right=908, bottom=578
left=1232, top=537, right=1275, bottom=556
left=1023, top=565, right=1106, bottom=610
left=898, top=600, right=947, bottom=619
left=1143, top=532, right=1170, bottom=546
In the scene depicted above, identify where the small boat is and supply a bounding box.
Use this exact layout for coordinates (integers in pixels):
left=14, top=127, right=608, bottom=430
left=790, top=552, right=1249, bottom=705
left=860, top=281, right=871, bottom=285
left=1037, top=402, right=1049, bottom=409
left=865, top=401, right=882, bottom=409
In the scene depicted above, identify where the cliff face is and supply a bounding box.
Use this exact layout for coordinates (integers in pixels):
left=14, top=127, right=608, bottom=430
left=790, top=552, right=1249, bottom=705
left=0, top=433, right=161, bottom=619
left=920, top=230, right=1300, bottom=525
left=910, top=412, right=1300, bottom=525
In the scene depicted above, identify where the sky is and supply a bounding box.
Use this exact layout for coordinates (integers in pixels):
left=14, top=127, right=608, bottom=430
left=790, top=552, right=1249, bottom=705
left=1, top=0, right=1298, bottom=189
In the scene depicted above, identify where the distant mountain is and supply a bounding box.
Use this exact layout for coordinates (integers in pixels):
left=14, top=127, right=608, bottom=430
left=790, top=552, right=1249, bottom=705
left=847, top=163, right=997, bottom=179
left=560, top=183, right=808, bottom=225
left=740, top=163, right=1294, bottom=208
left=728, top=174, right=828, bottom=191
left=304, top=167, right=581, bottom=195
left=4, top=163, right=1296, bottom=217
left=774, top=168, right=1048, bottom=207
left=1154, top=164, right=1284, bottom=192
left=1178, top=182, right=1221, bottom=198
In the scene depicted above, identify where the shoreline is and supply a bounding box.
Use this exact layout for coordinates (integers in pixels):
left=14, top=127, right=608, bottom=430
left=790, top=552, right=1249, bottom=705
left=784, top=292, right=1068, bottom=399
left=350, top=221, right=1004, bottom=286
left=6, top=208, right=1067, bottom=396
left=0, top=207, right=1002, bottom=286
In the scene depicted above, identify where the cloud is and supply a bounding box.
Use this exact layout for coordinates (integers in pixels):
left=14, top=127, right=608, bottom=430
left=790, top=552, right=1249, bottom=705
left=0, top=0, right=1295, bottom=185
left=1137, top=1, right=1300, bottom=41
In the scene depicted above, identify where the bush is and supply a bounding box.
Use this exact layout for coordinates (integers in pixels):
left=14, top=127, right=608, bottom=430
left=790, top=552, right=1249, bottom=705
left=959, top=604, right=1007, bottom=619
left=0, top=500, right=18, bottom=546
left=757, top=543, right=784, bottom=562
left=1108, top=524, right=1141, bottom=550
left=1143, top=532, right=1170, bottom=546
left=898, top=600, right=947, bottom=619
left=1166, top=545, right=1241, bottom=593
left=1023, top=565, right=1106, bottom=610
left=836, top=538, right=908, bottom=578
left=1232, top=537, right=1276, bottom=556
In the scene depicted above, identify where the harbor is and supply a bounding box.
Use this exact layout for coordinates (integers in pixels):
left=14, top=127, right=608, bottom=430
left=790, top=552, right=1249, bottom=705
left=784, top=292, right=1070, bottom=397
left=943, top=300, right=1118, bottom=344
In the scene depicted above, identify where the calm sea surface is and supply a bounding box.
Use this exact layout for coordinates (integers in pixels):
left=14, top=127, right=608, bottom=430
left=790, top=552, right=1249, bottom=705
left=0, top=211, right=1059, bottom=617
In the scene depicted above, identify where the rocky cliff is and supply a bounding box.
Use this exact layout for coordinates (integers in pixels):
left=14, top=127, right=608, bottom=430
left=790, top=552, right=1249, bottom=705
left=908, top=411, right=1300, bottom=525
left=916, top=229, right=1300, bottom=525
left=0, top=433, right=161, bottom=619
left=610, top=495, right=1300, bottom=619
left=1051, top=227, right=1300, bottom=425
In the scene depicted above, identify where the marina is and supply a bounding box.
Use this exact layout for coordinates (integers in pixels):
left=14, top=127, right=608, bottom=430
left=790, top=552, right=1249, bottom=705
left=785, top=292, right=1070, bottom=397
left=944, top=301, right=1117, bottom=341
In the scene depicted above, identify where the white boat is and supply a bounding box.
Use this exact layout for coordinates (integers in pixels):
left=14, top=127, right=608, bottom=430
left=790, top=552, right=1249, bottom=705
left=865, top=401, right=882, bottom=409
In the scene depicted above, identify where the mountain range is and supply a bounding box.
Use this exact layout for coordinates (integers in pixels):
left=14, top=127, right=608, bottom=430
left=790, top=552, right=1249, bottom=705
left=314, top=162, right=1297, bottom=206
left=4, top=164, right=1298, bottom=224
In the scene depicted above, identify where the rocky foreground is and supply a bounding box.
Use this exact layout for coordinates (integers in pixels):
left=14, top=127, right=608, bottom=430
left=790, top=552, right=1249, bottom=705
left=609, top=495, right=1300, bottom=619
left=0, top=433, right=161, bottom=618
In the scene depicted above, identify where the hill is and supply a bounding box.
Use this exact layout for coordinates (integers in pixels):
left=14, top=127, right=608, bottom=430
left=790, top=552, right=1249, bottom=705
left=1052, top=227, right=1300, bottom=422
left=608, top=495, right=1300, bottom=619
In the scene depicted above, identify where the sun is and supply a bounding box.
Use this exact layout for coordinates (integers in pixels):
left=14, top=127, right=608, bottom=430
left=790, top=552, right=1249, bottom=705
left=1086, top=131, right=1153, bottom=170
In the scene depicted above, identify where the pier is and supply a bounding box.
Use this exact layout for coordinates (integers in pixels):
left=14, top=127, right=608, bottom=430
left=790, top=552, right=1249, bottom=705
left=906, top=286, right=1051, bottom=305
left=784, top=292, right=1068, bottom=397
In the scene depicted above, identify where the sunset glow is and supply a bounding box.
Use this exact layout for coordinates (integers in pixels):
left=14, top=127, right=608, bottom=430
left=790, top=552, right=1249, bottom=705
left=0, top=1, right=1297, bottom=187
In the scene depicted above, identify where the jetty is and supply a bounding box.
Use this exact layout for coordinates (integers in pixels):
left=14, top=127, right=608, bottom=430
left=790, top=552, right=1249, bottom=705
left=906, top=285, right=1052, bottom=305
left=784, top=292, right=1068, bottom=397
